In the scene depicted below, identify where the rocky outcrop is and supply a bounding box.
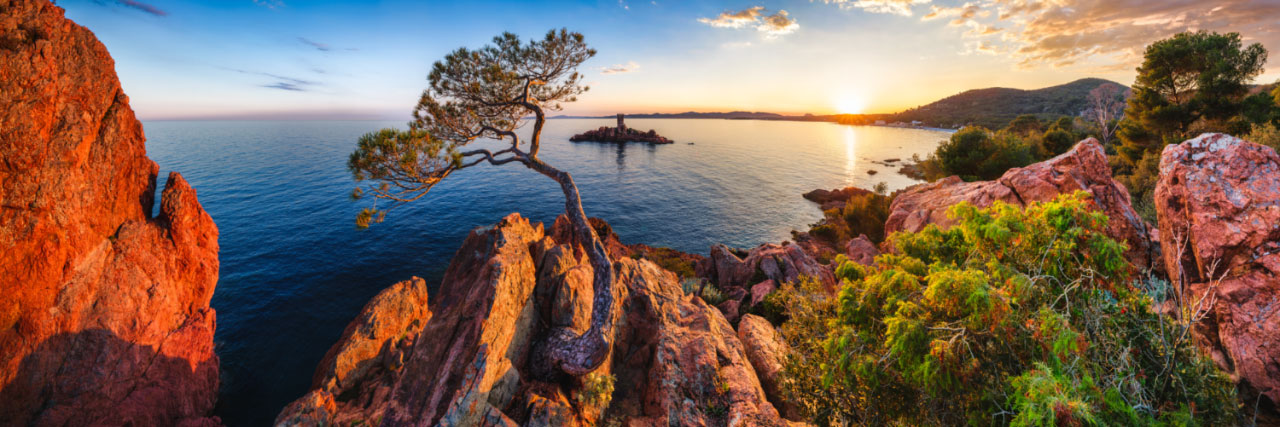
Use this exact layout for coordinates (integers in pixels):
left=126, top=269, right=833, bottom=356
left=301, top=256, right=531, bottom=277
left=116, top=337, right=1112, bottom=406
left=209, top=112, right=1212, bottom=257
left=802, top=186, right=874, bottom=211
left=886, top=139, right=1159, bottom=272
left=1154, top=133, right=1280, bottom=413
left=737, top=314, right=798, bottom=420
left=277, top=214, right=788, bottom=426
left=705, top=243, right=836, bottom=291
left=0, top=1, right=220, bottom=425
left=569, top=114, right=674, bottom=144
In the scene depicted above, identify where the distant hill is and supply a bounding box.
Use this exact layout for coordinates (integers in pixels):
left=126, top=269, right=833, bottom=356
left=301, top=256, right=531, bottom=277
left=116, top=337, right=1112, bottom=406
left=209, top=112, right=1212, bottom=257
left=553, top=78, right=1128, bottom=130
left=553, top=111, right=786, bottom=120
left=886, top=78, right=1128, bottom=129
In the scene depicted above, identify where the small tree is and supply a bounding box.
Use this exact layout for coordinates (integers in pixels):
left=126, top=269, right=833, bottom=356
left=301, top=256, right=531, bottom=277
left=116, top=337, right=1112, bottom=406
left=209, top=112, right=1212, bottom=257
left=1084, top=83, right=1127, bottom=145
left=347, top=29, right=613, bottom=377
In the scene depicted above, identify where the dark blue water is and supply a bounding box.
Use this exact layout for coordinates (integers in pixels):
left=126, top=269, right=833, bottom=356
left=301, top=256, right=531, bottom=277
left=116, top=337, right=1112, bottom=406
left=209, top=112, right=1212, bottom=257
left=141, top=119, right=949, bottom=426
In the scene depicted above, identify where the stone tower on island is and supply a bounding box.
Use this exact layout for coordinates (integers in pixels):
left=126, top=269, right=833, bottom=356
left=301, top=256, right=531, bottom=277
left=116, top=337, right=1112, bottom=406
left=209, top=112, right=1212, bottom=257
left=617, top=113, right=626, bottom=131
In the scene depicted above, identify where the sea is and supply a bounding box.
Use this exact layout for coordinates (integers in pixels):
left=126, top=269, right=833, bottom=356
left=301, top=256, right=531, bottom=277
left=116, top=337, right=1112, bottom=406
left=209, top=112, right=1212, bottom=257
left=140, top=118, right=951, bottom=425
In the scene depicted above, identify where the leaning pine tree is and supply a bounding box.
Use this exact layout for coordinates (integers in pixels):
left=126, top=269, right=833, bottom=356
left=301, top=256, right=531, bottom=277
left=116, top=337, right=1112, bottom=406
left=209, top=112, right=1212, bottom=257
left=347, top=29, right=611, bottom=377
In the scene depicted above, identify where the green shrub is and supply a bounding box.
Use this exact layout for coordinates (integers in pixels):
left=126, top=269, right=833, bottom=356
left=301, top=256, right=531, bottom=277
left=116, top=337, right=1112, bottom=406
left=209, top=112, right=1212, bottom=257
left=782, top=192, right=1237, bottom=425
left=576, top=371, right=615, bottom=409
left=935, top=127, right=1035, bottom=181
left=683, top=278, right=728, bottom=306
left=841, top=192, right=892, bottom=243
left=1246, top=122, right=1280, bottom=151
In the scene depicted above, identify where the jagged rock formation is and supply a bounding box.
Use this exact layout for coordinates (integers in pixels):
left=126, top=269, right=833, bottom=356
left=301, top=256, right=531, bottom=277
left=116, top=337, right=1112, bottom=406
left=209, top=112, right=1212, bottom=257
left=569, top=114, right=674, bottom=144
left=277, top=214, right=789, bottom=426
left=802, top=186, right=874, bottom=211
left=885, top=138, right=1160, bottom=272
left=1154, top=133, right=1280, bottom=415
left=0, top=0, right=220, bottom=425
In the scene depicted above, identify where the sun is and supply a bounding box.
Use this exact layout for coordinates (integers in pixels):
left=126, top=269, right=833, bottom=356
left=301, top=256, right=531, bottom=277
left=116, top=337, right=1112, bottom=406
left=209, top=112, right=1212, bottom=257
left=835, top=94, right=868, bottom=114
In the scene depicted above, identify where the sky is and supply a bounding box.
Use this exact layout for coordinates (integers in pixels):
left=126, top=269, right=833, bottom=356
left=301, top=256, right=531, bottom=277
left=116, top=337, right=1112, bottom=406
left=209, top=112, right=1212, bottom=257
left=60, top=0, right=1280, bottom=120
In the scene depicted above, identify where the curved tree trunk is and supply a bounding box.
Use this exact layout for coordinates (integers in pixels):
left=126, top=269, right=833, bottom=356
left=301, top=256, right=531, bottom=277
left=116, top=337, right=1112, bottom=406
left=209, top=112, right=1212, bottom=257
left=527, top=158, right=615, bottom=376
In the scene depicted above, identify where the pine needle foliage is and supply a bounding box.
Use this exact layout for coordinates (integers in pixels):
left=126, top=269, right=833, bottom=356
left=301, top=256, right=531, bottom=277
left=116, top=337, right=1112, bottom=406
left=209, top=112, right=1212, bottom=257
left=781, top=192, right=1237, bottom=426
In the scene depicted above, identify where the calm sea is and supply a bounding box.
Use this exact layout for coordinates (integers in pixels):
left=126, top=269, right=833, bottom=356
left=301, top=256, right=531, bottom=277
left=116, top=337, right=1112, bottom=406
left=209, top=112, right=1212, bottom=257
left=141, top=118, right=950, bottom=426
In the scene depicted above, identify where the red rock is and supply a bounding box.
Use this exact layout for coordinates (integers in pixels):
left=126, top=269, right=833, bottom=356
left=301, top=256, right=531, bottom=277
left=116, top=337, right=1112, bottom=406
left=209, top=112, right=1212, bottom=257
left=750, top=280, right=778, bottom=308
left=1154, top=133, right=1280, bottom=411
left=707, top=243, right=836, bottom=291
left=885, top=139, right=1159, bottom=272
left=844, top=234, right=879, bottom=266
left=738, top=314, right=798, bottom=420
left=0, top=1, right=220, bottom=425
left=717, top=299, right=742, bottom=324
left=278, top=214, right=786, bottom=425
left=803, top=186, right=874, bottom=211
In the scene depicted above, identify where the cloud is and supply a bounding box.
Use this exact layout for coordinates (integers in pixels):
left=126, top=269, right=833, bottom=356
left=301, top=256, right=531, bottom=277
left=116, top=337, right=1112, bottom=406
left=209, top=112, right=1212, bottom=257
left=818, top=0, right=932, bottom=17
left=220, top=67, right=318, bottom=92
left=254, top=0, right=285, bottom=9
left=699, top=6, right=766, bottom=28
left=263, top=82, right=306, bottom=91
left=602, top=61, right=641, bottom=74
left=999, top=0, right=1280, bottom=69
left=758, top=10, right=799, bottom=35
left=93, top=0, right=167, bottom=16
left=824, top=0, right=1280, bottom=70
left=698, top=6, right=799, bottom=37
left=298, top=37, right=332, bottom=52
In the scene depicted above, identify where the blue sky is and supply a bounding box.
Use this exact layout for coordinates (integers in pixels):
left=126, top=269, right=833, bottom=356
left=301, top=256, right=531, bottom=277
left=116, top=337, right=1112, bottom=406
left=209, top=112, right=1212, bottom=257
left=62, top=0, right=1280, bottom=120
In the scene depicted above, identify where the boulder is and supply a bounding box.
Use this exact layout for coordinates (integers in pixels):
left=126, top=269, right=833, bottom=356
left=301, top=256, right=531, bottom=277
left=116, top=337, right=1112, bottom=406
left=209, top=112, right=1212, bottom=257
left=706, top=243, right=837, bottom=291
left=750, top=280, right=779, bottom=308
left=277, top=214, right=787, bottom=426
left=844, top=234, right=879, bottom=266
left=308, top=278, right=431, bottom=407
left=886, top=139, right=1159, bottom=272
left=802, top=186, right=874, bottom=211
left=0, top=1, right=220, bottom=425
left=1154, top=133, right=1280, bottom=412
left=738, top=314, right=798, bottom=420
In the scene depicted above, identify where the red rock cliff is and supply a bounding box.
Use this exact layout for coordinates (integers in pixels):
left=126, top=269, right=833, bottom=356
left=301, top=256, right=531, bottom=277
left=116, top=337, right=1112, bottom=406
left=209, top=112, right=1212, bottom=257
left=0, top=1, right=221, bottom=425
left=277, top=214, right=791, bottom=426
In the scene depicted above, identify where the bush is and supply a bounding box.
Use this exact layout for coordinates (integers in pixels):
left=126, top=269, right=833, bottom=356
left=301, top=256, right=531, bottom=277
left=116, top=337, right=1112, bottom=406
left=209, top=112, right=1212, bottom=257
left=682, top=278, right=728, bottom=306
left=935, top=127, right=1035, bottom=181
left=576, top=371, right=615, bottom=408
left=782, top=192, right=1237, bottom=425
left=841, top=192, right=892, bottom=243
left=1246, top=122, right=1280, bottom=152
left=1041, top=128, right=1076, bottom=157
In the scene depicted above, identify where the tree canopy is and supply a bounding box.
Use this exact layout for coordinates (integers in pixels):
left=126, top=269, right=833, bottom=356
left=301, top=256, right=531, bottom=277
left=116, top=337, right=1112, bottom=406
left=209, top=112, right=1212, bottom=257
left=1118, top=31, right=1266, bottom=165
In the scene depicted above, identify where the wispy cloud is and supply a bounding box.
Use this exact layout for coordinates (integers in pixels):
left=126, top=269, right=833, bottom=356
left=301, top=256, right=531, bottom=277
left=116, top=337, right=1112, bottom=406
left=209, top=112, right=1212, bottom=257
left=93, top=0, right=167, bottom=17
left=254, top=0, right=285, bottom=9
left=698, top=6, right=799, bottom=37
left=818, top=0, right=932, bottom=17
left=602, top=61, right=641, bottom=74
left=221, top=67, right=318, bottom=92
left=298, top=37, right=332, bottom=52
left=263, top=82, right=306, bottom=91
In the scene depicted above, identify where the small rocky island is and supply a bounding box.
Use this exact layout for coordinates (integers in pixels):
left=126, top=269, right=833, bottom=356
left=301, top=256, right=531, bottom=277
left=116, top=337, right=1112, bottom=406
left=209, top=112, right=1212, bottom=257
left=570, top=114, right=674, bottom=144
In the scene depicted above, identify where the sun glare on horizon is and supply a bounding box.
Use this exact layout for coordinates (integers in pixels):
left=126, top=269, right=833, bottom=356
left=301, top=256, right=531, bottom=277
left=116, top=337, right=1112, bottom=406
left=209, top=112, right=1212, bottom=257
left=834, top=93, right=869, bottom=115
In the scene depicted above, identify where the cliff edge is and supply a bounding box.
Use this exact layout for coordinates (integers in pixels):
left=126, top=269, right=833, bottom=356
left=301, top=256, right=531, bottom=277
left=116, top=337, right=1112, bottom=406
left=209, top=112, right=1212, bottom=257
left=0, top=1, right=221, bottom=425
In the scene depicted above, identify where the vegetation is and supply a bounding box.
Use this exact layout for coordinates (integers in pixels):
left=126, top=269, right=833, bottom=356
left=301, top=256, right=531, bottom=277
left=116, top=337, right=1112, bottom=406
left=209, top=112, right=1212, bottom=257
left=630, top=246, right=697, bottom=278
left=811, top=188, right=895, bottom=245
left=346, top=29, right=615, bottom=377
left=682, top=278, right=728, bottom=306
left=1113, top=31, right=1271, bottom=220
left=779, top=193, right=1237, bottom=426
left=576, top=371, right=616, bottom=408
